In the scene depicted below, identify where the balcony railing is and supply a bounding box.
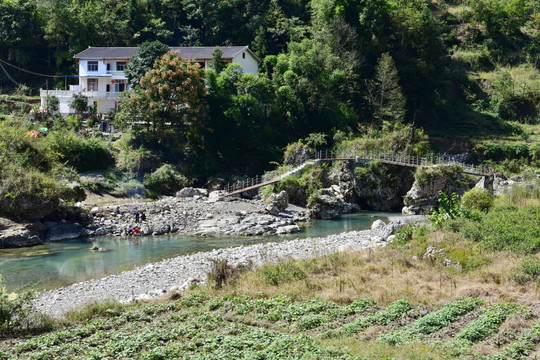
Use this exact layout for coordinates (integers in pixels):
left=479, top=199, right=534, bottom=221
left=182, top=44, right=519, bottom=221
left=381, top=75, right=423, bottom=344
left=40, top=89, right=124, bottom=99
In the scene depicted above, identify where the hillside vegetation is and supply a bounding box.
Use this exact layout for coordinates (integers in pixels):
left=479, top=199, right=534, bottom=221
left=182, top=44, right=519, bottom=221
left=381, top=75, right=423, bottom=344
left=1, top=0, right=539, bottom=186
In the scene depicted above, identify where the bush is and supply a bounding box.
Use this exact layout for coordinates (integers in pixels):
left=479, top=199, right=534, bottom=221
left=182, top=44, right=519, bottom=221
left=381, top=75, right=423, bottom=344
left=0, top=121, right=81, bottom=220
left=143, top=164, right=191, bottom=196
left=461, top=188, right=494, bottom=212
left=48, top=132, right=114, bottom=172
left=259, top=259, right=307, bottom=286
left=461, top=205, right=540, bottom=254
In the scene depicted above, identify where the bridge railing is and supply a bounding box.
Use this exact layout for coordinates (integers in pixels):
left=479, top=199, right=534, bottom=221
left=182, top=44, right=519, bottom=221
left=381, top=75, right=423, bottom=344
left=223, top=149, right=491, bottom=195
left=314, top=149, right=491, bottom=176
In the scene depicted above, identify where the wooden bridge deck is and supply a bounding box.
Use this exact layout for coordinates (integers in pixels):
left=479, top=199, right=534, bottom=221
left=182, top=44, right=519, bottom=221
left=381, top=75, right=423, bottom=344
left=221, top=150, right=491, bottom=198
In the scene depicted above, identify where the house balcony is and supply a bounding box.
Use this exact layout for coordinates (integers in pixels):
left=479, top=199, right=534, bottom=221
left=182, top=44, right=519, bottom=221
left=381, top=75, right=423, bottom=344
left=40, top=89, right=125, bottom=100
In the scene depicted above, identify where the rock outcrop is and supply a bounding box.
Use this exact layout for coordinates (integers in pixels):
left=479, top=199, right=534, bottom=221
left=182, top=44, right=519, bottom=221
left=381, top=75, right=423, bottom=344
left=265, top=190, right=289, bottom=215
left=308, top=187, right=345, bottom=219
left=402, top=164, right=476, bottom=214
left=0, top=226, right=42, bottom=248
left=323, top=160, right=415, bottom=212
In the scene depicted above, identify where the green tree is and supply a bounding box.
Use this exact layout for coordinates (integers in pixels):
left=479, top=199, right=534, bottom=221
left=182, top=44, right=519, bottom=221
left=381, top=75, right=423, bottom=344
left=120, top=52, right=208, bottom=152
left=45, top=95, right=59, bottom=115
left=369, top=52, right=406, bottom=124
left=124, top=40, right=169, bottom=88
left=0, top=0, right=44, bottom=86
left=210, top=48, right=227, bottom=73
left=70, top=93, right=88, bottom=114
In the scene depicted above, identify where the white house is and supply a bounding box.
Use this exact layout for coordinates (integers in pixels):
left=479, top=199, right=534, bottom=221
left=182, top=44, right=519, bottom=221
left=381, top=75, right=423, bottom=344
left=41, top=46, right=260, bottom=115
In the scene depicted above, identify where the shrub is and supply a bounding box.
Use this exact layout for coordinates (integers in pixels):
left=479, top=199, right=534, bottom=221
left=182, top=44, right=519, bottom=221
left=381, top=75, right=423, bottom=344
left=461, top=205, right=540, bottom=254
left=461, top=206, right=540, bottom=254
left=512, top=258, right=540, bottom=286
left=429, top=191, right=475, bottom=228
left=143, top=164, right=191, bottom=196
left=461, top=188, right=495, bottom=212
left=111, top=177, right=145, bottom=198
left=48, top=132, right=114, bottom=172
left=259, top=259, right=307, bottom=286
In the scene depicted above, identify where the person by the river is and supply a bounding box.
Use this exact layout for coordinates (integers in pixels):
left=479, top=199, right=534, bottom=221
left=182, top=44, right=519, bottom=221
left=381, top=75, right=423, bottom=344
left=134, top=210, right=140, bottom=223
left=141, top=211, right=146, bottom=222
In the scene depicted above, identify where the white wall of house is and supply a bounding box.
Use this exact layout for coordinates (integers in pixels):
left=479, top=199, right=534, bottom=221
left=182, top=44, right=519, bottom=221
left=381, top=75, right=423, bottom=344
left=232, top=51, right=258, bottom=75
left=42, top=49, right=259, bottom=115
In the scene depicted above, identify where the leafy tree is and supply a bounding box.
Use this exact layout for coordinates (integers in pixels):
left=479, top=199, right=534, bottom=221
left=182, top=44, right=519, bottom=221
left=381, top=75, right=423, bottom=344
left=0, top=0, right=44, bottom=86
left=471, top=0, right=532, bottom=37
left=211, top=48, right=227, bottom=73
left=124, top=41, right=169, bottom=88
left=70, top=93, right=88, bottom=114
left=119, top=52, right=208, bottom=153
left=369, top=52, right=406, bottom=124
left=45, top=95, right=59, bottom=115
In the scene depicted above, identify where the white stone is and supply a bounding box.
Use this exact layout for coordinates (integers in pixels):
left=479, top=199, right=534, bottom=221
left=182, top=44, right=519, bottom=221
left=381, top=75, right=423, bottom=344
left=371, top=219, right=386, bottom=230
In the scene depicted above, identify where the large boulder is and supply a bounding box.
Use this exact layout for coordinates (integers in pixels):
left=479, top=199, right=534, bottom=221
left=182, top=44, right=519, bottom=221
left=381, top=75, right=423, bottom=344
left=402, top=165, right=476, bottom=214
left=0, top=194, right=58, bottom=221
left=45, top=223, right=84, bottom=242
left=308, top=188, right=345, bottom=219
left=0, top=226, right=42, bottom=248
left=176, top=187, right=203, bottom=198
left=264, top=190, right=289, bottom=214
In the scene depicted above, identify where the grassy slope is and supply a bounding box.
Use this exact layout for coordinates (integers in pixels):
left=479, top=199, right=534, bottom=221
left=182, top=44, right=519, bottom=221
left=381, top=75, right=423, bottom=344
left=426, top=4, right=539, bottom=151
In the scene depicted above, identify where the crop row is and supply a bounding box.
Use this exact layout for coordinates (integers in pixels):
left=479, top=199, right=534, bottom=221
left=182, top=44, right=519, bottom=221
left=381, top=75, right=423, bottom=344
left=323, top=300, right=413, bottom=338
left=379, top=297, right=484, bottom=344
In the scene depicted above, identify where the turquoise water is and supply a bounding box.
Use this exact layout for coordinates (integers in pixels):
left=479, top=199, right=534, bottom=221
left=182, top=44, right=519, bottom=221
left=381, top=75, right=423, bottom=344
left=0, top=212, right=397, bottom=292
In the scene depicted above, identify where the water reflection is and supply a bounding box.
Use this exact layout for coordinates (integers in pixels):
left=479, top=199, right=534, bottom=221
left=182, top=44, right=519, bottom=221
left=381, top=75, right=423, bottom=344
left=0, top=212, right=398, bottom=292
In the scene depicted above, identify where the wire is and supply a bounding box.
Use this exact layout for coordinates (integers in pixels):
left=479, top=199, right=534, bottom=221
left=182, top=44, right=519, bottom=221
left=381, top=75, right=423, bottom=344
left=0, top=62, right=20, bottom=86
left=0, top=59, right=61, bottom=78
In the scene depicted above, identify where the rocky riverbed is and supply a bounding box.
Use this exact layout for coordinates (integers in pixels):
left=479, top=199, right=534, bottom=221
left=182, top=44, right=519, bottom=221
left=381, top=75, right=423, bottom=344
left=34, top=215, right=424, bottom=318
left=88, top=191, right=308, bottom=237
left=0, top=190, right=308, bottom=248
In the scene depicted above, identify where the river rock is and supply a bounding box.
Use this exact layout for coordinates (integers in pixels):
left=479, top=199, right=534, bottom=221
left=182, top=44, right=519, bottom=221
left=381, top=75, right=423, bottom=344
left=371, top=219, right=386, bottom=230
left=265, top=202, right=280, bottom=215
left=475, top=176, right=493, bottom=192
left=308, top=188, right=344, bottom=219
left=0, top=226, right=42, bottom=248
left=276, top=225, right=300, bottom=234
left=176, top=187, right=203, bottom=198
left=46, top=223, right=84, bottom=242
left=264, top=190, right=289, bottom=215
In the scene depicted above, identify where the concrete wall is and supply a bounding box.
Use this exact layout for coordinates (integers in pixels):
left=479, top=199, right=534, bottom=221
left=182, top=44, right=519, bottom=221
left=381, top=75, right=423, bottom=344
left=232, top=51, right=259, bottom=75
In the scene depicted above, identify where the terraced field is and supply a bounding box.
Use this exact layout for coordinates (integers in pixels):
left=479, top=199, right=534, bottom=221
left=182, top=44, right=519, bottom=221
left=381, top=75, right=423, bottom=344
left=1, top=293, right=538, bottom=359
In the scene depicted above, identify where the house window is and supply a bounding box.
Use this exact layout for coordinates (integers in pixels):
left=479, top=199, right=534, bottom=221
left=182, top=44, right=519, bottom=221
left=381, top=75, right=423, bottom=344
left=242, top=52, right=246, bottom=59
left=87, top=78, right=98, bottom=91
left=116, top=62, right=127, bottom=71
left=197, top=61, right=205, bottom=69
left=107, top=63, right=111, bottom=71
left=114, top=80, right=126, bottom=92
left=87, top=61, right=98, bottom=72
left=106, top=84, right=110, bottom=92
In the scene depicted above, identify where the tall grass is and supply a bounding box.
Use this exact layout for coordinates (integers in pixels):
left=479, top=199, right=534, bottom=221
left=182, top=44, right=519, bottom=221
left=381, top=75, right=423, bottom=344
left=503, top=182, right=540, bottom=207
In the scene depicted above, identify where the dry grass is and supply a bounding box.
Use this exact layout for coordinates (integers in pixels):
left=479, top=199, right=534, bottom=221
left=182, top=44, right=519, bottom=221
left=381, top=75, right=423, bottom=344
left=208, top=231, right=540, bottom=311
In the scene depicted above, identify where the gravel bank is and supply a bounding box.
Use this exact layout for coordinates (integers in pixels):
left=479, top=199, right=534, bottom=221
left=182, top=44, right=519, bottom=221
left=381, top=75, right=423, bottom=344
left=34, top=216, right=425, bottom=318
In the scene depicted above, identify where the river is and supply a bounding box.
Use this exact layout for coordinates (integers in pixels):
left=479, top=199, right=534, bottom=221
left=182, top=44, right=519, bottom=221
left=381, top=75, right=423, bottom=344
left=0, top=212, right=397, bottom=293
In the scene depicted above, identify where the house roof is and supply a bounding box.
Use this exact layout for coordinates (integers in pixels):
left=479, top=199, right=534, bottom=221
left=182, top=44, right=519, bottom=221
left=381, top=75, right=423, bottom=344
left=74, top=46, right=260, bottom=63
